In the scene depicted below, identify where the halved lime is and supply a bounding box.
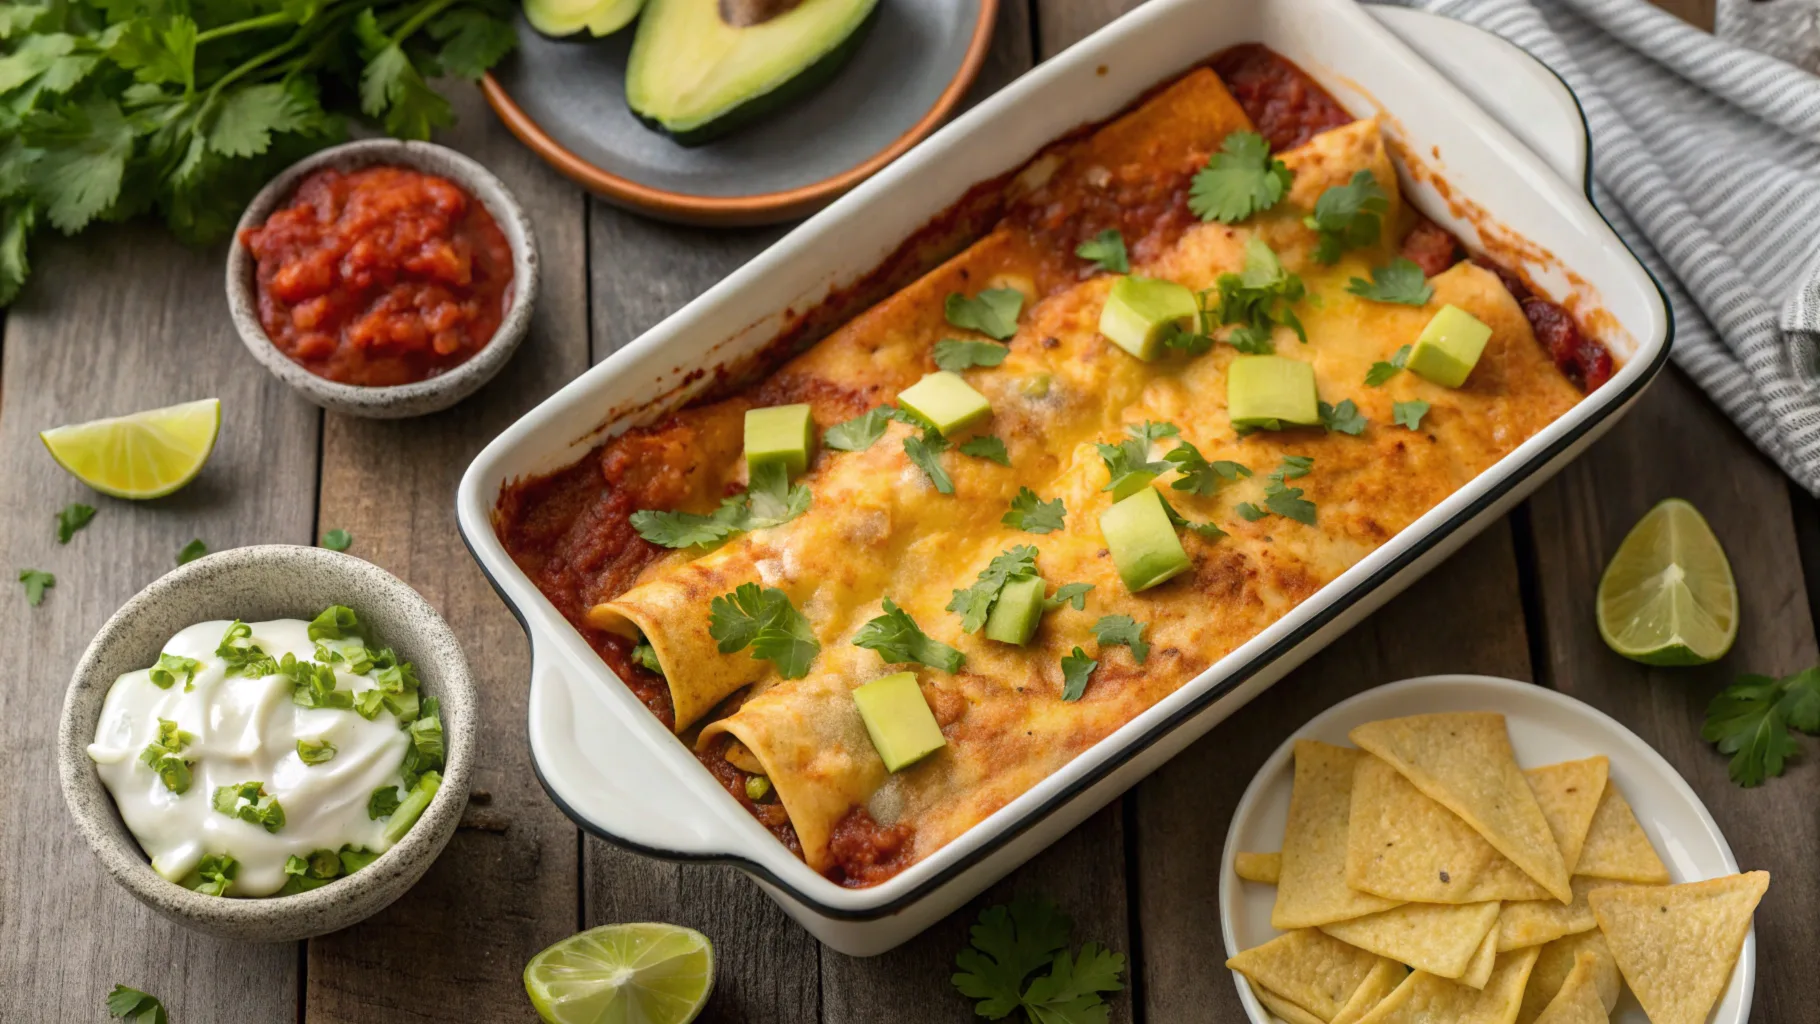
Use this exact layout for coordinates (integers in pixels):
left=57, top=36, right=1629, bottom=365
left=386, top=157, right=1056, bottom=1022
left=524, top=923, right=714, bottom=1024
left=39, top=398, right=221, bottom=500
left=1597, top=498, right=1737, bottom=666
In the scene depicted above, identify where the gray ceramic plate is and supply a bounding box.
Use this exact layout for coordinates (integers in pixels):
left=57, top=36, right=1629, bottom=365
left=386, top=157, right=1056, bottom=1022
left=482, top=0, right=996, bottom=225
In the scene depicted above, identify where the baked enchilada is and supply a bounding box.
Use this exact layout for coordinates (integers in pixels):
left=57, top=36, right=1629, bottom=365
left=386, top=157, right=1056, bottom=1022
left=496, top=46, right=1615, bottom=888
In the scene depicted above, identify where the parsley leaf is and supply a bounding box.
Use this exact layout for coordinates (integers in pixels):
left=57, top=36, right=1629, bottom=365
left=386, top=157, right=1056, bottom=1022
left=741, top=461, right=812, bottom=528
left=1075, top=229, right=1129, bottom=273
left=1164, top=441, right=1250, bottom=497
left=1304, top=170, right=1389, bottom=264
left=1096, top=437, right=1168, bottom=496
left=1702, top=668, right=1820, bottom=786
left=1207, top=239, right=1306, bottom=353
left=18, top=568, right=53, bottom=606
left=825, top=406, right=894, bottom=452
left=905, top=433, right=956, bottom=494
left=1004, top=488, right=1067, bottom=535
left=1366, top=345, right=1412, bottom=386
left=1393, top=400, right=1431, bottom=430
left=106, top=984, right=168, bottom=1024
left=1319, top=399, right=1367, bottom=436
left=1092, top=615, right=1149, bottom=665
left=1188, top=130, right=1293, bottom=224
left=959, top=435, right=1012, bottom=466
left=952, top=898, right=1073, bottom=1019
left=945, top=288, right=1024, bottom=341
left=177, top=538, right=207, bottom=565
left=55, top=501, right=95, bottom=543
left=1060, top=647, right=1099, bottom=701
left=1347, top=258, right=1433, bottom=306
left=948, top=546, right=1040, bottom=633
left=320, top=528, right=353, bottom=551
left=1044, top=582, right=1094, bottom=611
left=852, top=598, right=965, bottom=672
left=709, top=583, right=820, bottom=679
left=934, top=338, right=1012, bottom=373
left=630, top=462, right=810, bottom=548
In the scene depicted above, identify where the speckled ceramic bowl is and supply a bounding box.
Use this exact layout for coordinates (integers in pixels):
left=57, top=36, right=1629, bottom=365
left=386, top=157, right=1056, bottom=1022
left=226, top=139, right=539, bottom=418
left=57, top=545, right=476, bottom=942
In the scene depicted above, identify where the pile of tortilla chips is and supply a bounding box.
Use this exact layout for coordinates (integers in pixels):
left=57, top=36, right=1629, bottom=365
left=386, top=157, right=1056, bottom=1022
left=1226, top=712, right=1769, bottom=1024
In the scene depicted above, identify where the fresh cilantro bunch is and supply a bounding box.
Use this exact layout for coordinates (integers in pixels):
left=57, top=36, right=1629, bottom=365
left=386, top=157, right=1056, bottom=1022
left=0, top=0, right=518, bottom=305
left=952, top=897, right=1126, bottom=1023
left=1702, top=666, right=1820, bottom=787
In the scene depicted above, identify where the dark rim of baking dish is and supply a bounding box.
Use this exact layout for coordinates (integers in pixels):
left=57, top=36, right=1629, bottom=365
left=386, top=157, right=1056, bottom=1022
left=460, top=55, right=1676, bottom=922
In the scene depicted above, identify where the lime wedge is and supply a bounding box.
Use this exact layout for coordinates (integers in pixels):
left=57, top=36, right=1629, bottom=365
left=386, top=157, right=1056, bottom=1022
left=524, top=923, right=714, bottom=1024
left=1597, top=498, right=1737, bottom=666
left=39, top=398, right=221, bottom=500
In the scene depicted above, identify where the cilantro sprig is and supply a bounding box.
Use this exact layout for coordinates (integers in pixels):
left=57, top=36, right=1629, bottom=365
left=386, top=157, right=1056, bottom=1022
left=1304, top=170, right=1389, bottom=264
left=1060, top=648, right=1099, bottom=701
left=1003, top=488, right=1066, bottom=535
left=1348, top=258, right=1433, bottom=306
left=946, top=288, right=1024, bottom=340
left=1702, top=667, right=1820, bottom=787
left=1206, top=239, right=1307, bottom=353
left=631, top=461, right=811, bottom=549
left=1092, top=615, right=1149, bottom=665
left=1366, top=344, right=1412, bottom=386
left=935, top=338, right=1011, bottom=372
left=949, top=546, right=1040, bottom=634
left=1319, top=399, right=1367, bottom=436
left=709, top=582, right=819, bottom=679
left=107, top=984, right=168, bottom=1024
left=56, top=501, right=96, bottom=543
left=952, top=897, right=1126, bottom=1023
left=824, top=407, right=893, bottom=452
left=1075, top=228, right=1129, bottom=273
left=1189, top=131, right=1293, bottom=224
left=18, top=567, right=53, bottom=605
left=1393, top=400, right=1431, bottom=431
left=852, top=598, right=965, bottom=673
left=1164, top=441, right=1250, bottom=497
left=1096, top=437, right=1168, bottom=497
left=1235, top=456, right=1316, bottom=526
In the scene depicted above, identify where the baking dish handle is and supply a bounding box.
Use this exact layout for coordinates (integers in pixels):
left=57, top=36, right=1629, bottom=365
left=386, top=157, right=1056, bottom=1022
left=526, top=641, right=738, bottom=858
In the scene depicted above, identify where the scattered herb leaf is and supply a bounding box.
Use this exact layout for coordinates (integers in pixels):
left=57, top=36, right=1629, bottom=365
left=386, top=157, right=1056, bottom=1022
left=824, top=406, right=894, bottom=452
left=948, top=545, right=1039, bottom=634
left=107, top=984, right=168, bottom=1024
left=934, top=338, right=1011, bottom=373
left=1347, top=258, right=1433, bottom=306
left=1075, top=228, right=1129, bottom=273
left=1304, top=170, right=1389, bottom=264
left=1096, top=437, right=1168, bottom=496
left=945, top=288, right=1024, bottom=341
left=1043, top=582, right=1094, bottom=612
left=1127, top=420, right=1180, bottom=444
left=56, top=502, right=96, bottom=543
left=149, top=653, right=201, bottom=691
left=177, top=538, right=207, bottom=565
left=1003, top=488, right=1066, bottom=535
left=1164, top=441, right=1250, bottom=497
left=959, top=435, right=1012, bottom=466
left=708, top=582, right=820, bottom=680
left=1188, top=130, right=1293, bottom=224
left=1393, top=400, right=1431, bottom=431
left=1060, top=647, right=1099, bottom=702
left=1092, top=615, right=1149, bottom=665
left=1206, top=239, right=1306, bottom=353
left=1702, top=667, right=1820, bottom=787
left=852, top=598, right=965, bottom=672
left=18, top=567, right=53, bottom=606
left=905, top=433, right=955, bottom=494
left=1319, top=399, right=1367, bottom=436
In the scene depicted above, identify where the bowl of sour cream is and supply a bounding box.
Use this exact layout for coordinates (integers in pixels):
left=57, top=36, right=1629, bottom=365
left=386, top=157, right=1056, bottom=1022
left=57, top=545, right=475, bottom=941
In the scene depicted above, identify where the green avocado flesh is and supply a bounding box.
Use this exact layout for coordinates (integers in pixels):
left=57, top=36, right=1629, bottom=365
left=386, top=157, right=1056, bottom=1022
left=1099, top=276, right=1198, bottom=362
left=1227, top=355, right=1319, bottom=431
left=984, top=575, right=1046, bottom=646
left=853, top=671, right=945, bottom=772
left=1408, top=304, right=1492, bottom=388
left=898, top=371, right=991, bottom=436
left=524, top=0, right=643, bottom=38
left=627, top=0, right=881, bottom=145
left=745, top=403, right=814, bottom=477
left=1100, top=488, right=1191, bottom=593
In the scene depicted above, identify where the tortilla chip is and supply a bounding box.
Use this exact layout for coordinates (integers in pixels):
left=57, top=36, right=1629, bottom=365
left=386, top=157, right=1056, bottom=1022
left=1525, top=757, right=1608, bottom=876
left=1251, top=981, right=1328, bottom=1024
left=1331, top=961, right=1408, bottom=1024
left=1346, top=753, right=1551, bottom=903
left=1517, top=933, right=1622, bottom=1024
left=1589, top=871, right=1769, bottom=1024
left=1350, top=713, right=1572, bottom=903
left=1497, top=877, right=1616, bottom=951
left=1459, top=921, right=1500, bottom=990
left=1320, top=900, right=1500, bottom=979
left=1532, top=951, right=1611, bottom=1024
left=1574, top=782, right=1670, bottom=884
left=1354, top=948, right=1540, bottom=1024
left=1239, top=851, right=1283, bottom=884
left=1227, top=928, right=1390, bottom=1020
left=1275, top=741, right=1404, bottom=929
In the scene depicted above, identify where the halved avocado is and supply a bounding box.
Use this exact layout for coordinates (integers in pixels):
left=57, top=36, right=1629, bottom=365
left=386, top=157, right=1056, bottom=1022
left=524, top=0, right=643, bottom=38
left=627, top=0, right=881, bottom=145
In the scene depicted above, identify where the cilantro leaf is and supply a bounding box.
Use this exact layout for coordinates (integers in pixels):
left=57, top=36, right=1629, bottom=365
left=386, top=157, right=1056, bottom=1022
left=852, top=598, right=965, bottom=672
left=1060, top=647, right=1098, bottom=701
left=1021, top=943, right=1127, bottom=1022
left=25, top=99, right=134, bottom=234
left=1074, top=229, right=1129, bottom=273
left=297, top=737, right=337, bottom=765
left=1393, top=400, right=1431, bottom=430
left=905, top=433, right=955, bottom=494
left=1237, top=457, right=1317, bottom=526
left=709, top=582, right=819, bottom=679
left=1366, top=344, right=1412, bottom=386
left=18, top=567, right=53, bottom=606
left=1304, top=170, right=1388, bottom=264
left=945, top=288, right=1024, bottom=341
left=952, top=899, right=1073, bottom=1020
left=1096, top=438, right=1167, bottom=496
left=55, top=501, right=95, bottom=543
left=1280, top=454, right=1314, bottom=478
left=368, top=785, right=402, bottom=820
left=1234, top=503, right=1266, bottom=522
left=428, top=5, right=519, bottom=80
left=948, top=545, right=1040, bottom=633
left=1188, top=131, right=1293, bottom=224
left=320, top=528, right=353, bottom=551
left=741, top=461, right=812, bottom=527
left=630, top=463, right=809, bottom=548
left=1207, top=239, right=1306, bottom=352
left=1164, top=441, right=1249, bottom=497
left=1091, top=615, right=1149, bottom=665
left=959, top=435, right=1011, bottom=466
left=1044, top=582, right=1094, bottom=611
left=1319, top=399, right=1367, bottom=436
left=1778, top=667, right=1820, bottom=733
left=106, top=984, right=168, bottom=1024
left=1128, top=421, right=1180, bottom=444
left=177, top=538, right=207, bottom=564
left=1703, top=668, right=1820, bottom=787
left=825, top=407, right=893, bottom=452
left=1161, top=494, right=1228, bottom=539
left=1347, top=258, right=1433, bottom=306
left=1004, top=488, right=1066, bottom=535
left=935, top=338, right=1011, bottom=372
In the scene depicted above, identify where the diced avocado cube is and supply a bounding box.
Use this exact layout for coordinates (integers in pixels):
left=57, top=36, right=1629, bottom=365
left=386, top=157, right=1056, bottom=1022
left=1099, top=276, right=1199, bottom=361
left=852, top=672, right=947, bottom=772
left=1407, top=304, right=1492, bottom=388
left=898, top=371, right=991, bottom=436
left=1099, top=488, right=1192, bottom=592
left=745, top=403, right=815, bottom=477
left=983, top=575, right=1047, bottom=646
left=1108, top=471, right=1159, bottom=502
left=1227, top=355, right=1320, bottom=431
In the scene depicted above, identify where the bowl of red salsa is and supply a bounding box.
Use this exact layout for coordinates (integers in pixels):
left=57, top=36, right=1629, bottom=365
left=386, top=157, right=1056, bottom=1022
left=228, top=139, right=539, bottom=418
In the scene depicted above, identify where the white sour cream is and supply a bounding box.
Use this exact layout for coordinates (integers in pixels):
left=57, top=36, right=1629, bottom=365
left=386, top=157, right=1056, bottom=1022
left=88, top=618, right=412, bottom=896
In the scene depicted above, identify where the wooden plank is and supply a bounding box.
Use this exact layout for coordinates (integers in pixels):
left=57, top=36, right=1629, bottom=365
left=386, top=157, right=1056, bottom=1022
left=1034, top=0, right=1142, bottom=60
left=304, top=89, right=591, bottom=1023
left=0, top=230, right=317, bottom=1017
left=1525, top=369, right=1820, bottom=1024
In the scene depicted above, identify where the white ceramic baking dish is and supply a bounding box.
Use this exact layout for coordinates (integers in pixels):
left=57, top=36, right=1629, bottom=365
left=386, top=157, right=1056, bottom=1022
left=457, top=0, right=1671, bottom=956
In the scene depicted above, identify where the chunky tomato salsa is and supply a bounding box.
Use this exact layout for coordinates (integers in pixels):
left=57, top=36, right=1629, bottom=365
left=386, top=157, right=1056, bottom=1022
left=240, top=165, right=515, bottom=388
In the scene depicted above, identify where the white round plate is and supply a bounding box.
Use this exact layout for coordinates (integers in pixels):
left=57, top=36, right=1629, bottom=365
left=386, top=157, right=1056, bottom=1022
left=1219, top=675, right=1754, bottom=1024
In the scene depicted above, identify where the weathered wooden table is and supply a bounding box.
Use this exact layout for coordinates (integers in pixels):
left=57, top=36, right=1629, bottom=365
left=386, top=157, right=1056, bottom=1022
left=5, top=1, right=1815, bottom=1021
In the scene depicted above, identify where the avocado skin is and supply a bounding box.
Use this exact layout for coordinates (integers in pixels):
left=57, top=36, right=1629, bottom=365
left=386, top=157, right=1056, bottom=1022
left=629, top=1, right=880, bottom=147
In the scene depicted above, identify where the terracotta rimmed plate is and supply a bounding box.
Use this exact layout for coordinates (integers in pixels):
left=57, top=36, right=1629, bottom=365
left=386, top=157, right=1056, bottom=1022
left=483, top=0, right=998, bottom=226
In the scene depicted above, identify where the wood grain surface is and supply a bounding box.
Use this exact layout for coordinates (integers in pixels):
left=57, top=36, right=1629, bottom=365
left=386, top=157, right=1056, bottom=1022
left=6, top=2, right=1813, bottom=1023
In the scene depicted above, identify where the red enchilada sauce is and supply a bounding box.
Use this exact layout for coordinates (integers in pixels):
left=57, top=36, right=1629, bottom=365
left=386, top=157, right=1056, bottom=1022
left=494, top=45, right=1616, bottom=888
left=240, top=166, right=514, bottom=387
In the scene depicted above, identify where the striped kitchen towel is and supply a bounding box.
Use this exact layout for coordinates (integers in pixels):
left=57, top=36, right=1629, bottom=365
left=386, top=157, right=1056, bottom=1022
left=1378, top=0, right=1820, bottom=495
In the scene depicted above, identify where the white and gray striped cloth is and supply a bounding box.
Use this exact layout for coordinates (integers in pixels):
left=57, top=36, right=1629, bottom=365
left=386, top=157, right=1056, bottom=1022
left=1377, top=0, right=1820, bottom=495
